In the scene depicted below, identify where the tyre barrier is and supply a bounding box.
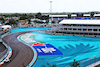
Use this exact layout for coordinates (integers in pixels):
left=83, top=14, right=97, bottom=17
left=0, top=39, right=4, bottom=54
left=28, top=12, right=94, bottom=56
left=0, top=46, right=12, bottom=66
left=0, top=30, right=12, bottom=66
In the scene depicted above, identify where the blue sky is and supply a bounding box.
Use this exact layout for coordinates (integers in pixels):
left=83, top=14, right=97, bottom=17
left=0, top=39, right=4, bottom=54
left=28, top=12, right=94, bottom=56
left=0, top=0, right=99, bottom=13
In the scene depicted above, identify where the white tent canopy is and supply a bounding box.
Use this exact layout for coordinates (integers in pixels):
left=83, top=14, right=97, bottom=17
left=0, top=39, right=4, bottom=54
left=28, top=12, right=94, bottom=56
left=94, top=14, right=100, bottom=16
left=0, top=25, right=11, bottom=29
left=59, top=20, right=100, bottom=25
left=49, top=15, right=68, bottom=17
left=83, top=14, right=90, bottom=16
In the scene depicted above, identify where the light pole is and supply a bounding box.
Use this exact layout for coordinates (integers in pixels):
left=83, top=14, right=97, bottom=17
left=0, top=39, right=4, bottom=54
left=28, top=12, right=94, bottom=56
left=49, top=1, right=52, bottom=24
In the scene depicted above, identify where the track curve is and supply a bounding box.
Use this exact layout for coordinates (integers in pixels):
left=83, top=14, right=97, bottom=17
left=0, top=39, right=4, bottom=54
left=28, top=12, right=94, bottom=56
left=2, top=31, right=36, bottom=67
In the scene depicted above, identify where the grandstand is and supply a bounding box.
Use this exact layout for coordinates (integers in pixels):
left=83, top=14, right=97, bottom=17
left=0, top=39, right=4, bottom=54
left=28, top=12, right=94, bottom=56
left=49, top=14, right=100, bottom=23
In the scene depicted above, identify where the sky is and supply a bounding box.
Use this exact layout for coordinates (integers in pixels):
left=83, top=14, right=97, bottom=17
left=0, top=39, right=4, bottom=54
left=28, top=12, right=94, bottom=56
left=0, top=0, right=100, bottom=13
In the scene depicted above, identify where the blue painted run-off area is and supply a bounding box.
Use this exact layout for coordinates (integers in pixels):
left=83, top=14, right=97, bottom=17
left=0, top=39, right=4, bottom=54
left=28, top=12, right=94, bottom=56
left=32, top=44, right=63, bottom=56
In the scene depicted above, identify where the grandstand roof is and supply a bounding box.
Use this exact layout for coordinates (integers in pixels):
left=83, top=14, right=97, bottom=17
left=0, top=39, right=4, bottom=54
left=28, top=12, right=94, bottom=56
left=1, top=25, right=11, bottom=29
left=71, top=14, right=77, bottom=16
left=49, top=15, right=68, bottom=17
left=59, top=20, right=100, bottom=25
left=84, top=14, right=90, bottom=16
left=94, top=14, right=100, bottom=16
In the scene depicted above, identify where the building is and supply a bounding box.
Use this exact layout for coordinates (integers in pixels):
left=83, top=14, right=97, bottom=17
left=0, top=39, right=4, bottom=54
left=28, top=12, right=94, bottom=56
left=71, top=14, right=77, bottom=19
left=84, top=14, right=90, bottom=18
left=72, top=14, right=91, bottom=19
left=5, top=17, right=20, bottom=20
left=49, top=20, right=100, bottom=37
left=18, top=20, right=26, bottom=25
left=94, top=14, right=100, bottom=19
left=76, top=14, right=91, bottom=19
left=49, top=14, right=91, bottom=22
left=49, top=14, right=100, bottom=24
left=49, top=15, right=68, bottom=22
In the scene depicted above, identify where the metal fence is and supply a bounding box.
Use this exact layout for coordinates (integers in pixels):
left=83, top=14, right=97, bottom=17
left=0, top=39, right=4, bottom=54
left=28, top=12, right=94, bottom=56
left=0, top=49, right=9, bottom=63
left=0, top=27, right=13, bottom=65
left=18, top=24, right=59, bottom=28
left=79, top=55, right=100, bottom=67
left=37, top=54, right=100, bottom=67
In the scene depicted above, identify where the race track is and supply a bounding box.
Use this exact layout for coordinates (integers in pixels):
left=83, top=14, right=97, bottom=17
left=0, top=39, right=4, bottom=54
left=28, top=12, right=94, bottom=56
left=2, top=31, right=36, bottom=67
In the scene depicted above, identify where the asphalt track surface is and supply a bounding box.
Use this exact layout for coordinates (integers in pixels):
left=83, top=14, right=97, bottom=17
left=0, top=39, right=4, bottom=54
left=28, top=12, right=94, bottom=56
left=0, top=42, right=6, bottom=52
left=0, top=43, right=7, bottom=59
left=1, top=31, right=35, bottom=67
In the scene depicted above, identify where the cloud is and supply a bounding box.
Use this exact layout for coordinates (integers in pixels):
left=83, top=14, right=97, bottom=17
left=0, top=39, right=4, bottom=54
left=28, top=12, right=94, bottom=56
left=0, top=0, right=99, bottom=13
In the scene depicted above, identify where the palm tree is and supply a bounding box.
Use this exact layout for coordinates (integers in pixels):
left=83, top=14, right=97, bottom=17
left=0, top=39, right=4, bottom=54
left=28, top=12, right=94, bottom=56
left=70, top=59, right=80, bottom=67
left=68, top=14, right=71, bottom=19
left=90, top=12, right=94, bottom=19
left=0, top=18, right=5, bottom=24
left=9, top=19, right=17, bottom=25
left=42, top=65, right=46, bottom=67
left=52, top=64, right=56, bottom=67
left=42, top=62, right=56, bottom=67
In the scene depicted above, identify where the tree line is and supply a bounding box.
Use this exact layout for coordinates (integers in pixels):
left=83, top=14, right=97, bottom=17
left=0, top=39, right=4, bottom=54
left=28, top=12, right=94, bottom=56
left=0, top=12, right=98, bottom=25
